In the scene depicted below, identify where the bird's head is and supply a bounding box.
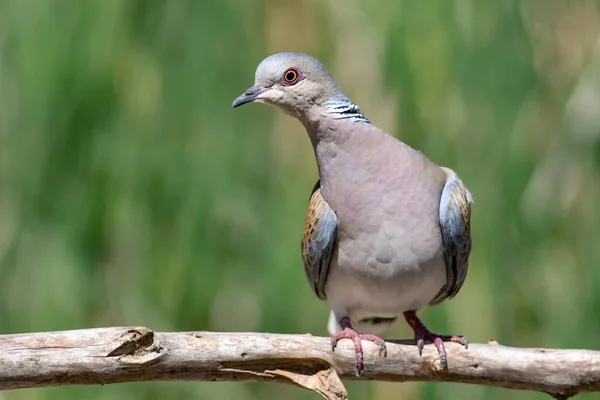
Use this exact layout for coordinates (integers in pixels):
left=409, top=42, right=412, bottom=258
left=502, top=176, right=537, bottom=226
left=231, top=52, right=344, bottom=117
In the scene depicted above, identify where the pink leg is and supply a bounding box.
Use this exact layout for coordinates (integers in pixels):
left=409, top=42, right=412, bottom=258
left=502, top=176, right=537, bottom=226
left=403, top=310, right=468, bottom=371
left=330, top=317, right=387, bottom=376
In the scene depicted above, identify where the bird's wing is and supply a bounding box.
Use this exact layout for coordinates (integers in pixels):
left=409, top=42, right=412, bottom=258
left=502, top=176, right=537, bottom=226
left=301, top=180, right=338, bottom=300
left=430, top=167, right=474, bottom=305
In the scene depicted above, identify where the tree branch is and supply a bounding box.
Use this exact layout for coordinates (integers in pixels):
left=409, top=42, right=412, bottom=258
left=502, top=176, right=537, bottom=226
left=0, top=327, right=598, bottom=399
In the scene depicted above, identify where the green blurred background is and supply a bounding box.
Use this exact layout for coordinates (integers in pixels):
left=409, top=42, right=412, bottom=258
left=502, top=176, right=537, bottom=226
left=1, top=0, right=600, bottom=399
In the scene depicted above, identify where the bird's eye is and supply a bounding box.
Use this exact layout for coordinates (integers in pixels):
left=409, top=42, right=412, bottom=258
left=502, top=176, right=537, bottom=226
left=282, top=68, right=300, bottom=85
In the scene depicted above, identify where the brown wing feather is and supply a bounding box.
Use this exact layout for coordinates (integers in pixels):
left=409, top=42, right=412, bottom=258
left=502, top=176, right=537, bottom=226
left=301, top=180, right=338, bottom=300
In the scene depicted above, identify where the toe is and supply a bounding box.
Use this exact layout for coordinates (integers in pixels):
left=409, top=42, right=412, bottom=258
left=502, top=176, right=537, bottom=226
left=446, top=335, right=468, bottom=348
left=454, top=336, right=468, bottom=348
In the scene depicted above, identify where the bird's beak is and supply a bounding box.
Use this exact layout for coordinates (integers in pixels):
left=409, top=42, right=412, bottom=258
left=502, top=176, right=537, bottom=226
left=231, top=85, right=268, bottom=108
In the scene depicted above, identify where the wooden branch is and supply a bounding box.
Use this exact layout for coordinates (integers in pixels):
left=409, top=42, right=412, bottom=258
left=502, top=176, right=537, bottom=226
left=1, top=327, right=599, bottom=399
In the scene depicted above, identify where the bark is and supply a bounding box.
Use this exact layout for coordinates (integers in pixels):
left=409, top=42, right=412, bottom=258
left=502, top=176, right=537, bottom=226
left=1, top=327, right=598, bottom=399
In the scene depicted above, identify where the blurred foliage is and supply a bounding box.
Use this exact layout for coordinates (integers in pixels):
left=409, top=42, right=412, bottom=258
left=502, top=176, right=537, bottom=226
left=1, top=0, right=600, bottom=399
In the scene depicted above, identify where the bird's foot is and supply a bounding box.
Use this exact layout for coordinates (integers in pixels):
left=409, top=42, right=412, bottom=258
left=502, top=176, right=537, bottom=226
left=403, top=311, right=467, bottom=372
left=330, top=317, right=387, bottom=376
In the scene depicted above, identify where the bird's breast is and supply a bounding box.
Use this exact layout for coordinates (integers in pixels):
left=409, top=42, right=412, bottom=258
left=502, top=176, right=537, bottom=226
left=314, top=129, right=448, bottom=315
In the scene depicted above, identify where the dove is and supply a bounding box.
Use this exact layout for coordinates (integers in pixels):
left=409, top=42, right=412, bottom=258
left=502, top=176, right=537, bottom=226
left=232, top=52, right=473, bottom=375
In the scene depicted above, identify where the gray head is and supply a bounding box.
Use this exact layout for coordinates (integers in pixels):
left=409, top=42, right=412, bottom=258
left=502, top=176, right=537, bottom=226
left=231, top=53, right=347, bottom=115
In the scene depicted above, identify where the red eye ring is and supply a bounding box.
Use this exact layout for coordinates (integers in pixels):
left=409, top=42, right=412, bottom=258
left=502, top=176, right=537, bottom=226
left=282, top=68, right=300, bottom=85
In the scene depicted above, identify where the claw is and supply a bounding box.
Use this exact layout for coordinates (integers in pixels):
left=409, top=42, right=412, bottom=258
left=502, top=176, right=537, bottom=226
left=355, top=361, right=364, bottom=377
left=440, top=356, right=448, bottom=372
left=417, top=338, right=424, bottom=356
left=379, top=343, right=388, bottom=357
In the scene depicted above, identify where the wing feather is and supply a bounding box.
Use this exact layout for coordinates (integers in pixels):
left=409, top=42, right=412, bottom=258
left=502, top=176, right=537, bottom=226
left=430, top=167, right=474, bottom=305
left=301, top=180, right=337, bottom=300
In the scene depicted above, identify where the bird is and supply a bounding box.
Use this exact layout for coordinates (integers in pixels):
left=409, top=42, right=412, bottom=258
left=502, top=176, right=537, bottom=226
left=232, top=52, right=473, bottom=376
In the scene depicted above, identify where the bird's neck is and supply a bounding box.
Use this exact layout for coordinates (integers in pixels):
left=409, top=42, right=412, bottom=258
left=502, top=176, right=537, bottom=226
left=300, top=98, right=370, bottom=148
left=323, top=99, right=370, bottom=124
left=298, top=98, right=374, bottom=195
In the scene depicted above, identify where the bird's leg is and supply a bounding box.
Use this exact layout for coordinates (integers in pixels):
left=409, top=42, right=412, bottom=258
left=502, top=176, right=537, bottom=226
left=330, top=316, right=387, bottom=376
left=403, top=310, right=467, bottom=371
